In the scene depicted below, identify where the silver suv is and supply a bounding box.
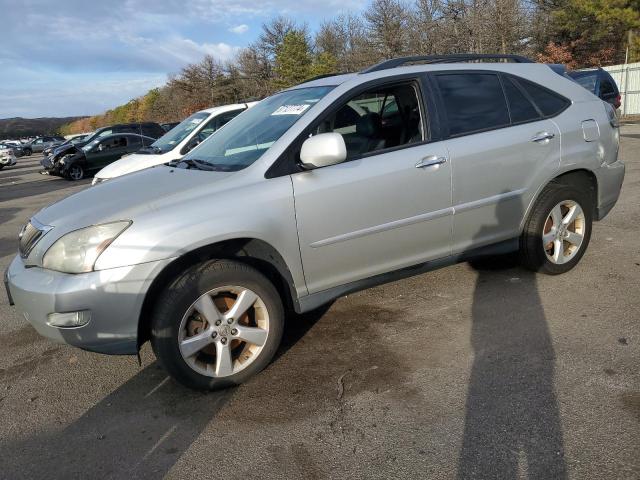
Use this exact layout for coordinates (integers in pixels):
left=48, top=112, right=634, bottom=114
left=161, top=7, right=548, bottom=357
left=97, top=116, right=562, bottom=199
left=5, top=55, right=624, bottom=390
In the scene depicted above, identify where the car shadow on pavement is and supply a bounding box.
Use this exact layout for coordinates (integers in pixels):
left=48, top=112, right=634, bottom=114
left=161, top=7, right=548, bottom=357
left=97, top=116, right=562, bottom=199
left=0, top=177, right=90, bottom=203
left=0, top=306, right=337, bottom=479
left=457, top=198, right=567, bottom=479
left=0, top=361, right=234, bottom=479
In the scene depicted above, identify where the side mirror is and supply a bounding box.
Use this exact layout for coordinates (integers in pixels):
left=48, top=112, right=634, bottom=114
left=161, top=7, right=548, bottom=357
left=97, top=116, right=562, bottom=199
left=97, top=144, right=105, bottom=152
left=300, top=133, right=347, bottom=169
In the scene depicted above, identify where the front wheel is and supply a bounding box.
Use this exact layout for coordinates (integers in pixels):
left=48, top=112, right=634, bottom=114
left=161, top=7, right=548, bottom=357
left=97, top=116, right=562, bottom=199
left=66, top=164, right=84, bottom=181
left=520, top=183, right=593, bottom=274
left=151, top=260, right=284, bottom=390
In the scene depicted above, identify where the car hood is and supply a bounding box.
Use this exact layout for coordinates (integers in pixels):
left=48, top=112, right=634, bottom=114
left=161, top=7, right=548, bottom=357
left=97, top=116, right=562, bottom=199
left=95, top=152, right=174, bottom=180
left=35, top=165, right=234, bottom=229
left=52, top=143, right=80, bottom=159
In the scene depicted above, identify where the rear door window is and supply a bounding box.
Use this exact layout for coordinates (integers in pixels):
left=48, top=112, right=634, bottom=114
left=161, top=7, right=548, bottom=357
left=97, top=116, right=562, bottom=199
left=435, top=73, right=510, bottom=136
left=502, top=76, right=541, bottom=124
left=127, top=135, right=142, bottom=147
left=516, top=78, right=570, bottom=117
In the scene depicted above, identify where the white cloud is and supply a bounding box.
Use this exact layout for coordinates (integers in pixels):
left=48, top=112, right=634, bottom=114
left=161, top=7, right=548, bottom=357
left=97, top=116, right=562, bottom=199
left=229, top=24, right=249, bottom=34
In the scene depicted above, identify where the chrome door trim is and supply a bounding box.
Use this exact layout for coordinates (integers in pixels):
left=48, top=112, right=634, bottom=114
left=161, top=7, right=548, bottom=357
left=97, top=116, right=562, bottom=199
left=453, top=189, right=526, bottom=214
left=309, top=206, right=454, bottom=248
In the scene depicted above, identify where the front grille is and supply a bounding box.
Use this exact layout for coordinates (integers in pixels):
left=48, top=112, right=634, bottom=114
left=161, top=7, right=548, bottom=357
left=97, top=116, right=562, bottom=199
left=19, top=221, right=44, bottom=258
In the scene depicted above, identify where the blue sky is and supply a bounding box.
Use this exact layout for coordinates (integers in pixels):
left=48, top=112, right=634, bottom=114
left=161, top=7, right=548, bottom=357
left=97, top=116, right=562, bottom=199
left=0, top=0, right=365, bottom=119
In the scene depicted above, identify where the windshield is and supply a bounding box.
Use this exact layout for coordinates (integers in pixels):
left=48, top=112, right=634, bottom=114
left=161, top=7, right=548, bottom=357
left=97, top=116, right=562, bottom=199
left=146, top=112, right=210, bottom=154
left=182, top=86, right=334, bottom=171
left=70, top=135, right=87, bottom=144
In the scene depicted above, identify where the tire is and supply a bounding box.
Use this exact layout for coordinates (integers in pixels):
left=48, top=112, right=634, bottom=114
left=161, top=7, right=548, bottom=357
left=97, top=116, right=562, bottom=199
left=151, top=259, right=284, bottom=390
left=66, top=164, right=84, bottom=181
left=520, top=182, right=593, bottom=274
left=0, top=165, right=4, bottom=170
left=24, top=148, right=32, bottom=156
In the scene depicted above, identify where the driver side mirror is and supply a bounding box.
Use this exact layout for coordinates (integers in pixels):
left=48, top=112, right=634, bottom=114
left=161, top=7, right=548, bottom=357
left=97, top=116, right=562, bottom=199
left=97, top=144, right=105, bottom=152
left=300, top=133, right=347, bottom=169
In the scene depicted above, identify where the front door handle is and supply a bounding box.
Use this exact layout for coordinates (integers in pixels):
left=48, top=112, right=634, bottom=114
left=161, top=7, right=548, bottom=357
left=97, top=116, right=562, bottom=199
left=416, top=155, right=447, bottom=169
left=531, top=131, right=555, bottom=143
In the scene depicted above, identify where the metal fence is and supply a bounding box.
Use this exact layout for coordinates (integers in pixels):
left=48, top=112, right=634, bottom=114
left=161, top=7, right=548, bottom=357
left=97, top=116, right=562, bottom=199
left=603, top=62, right=640, bottom=116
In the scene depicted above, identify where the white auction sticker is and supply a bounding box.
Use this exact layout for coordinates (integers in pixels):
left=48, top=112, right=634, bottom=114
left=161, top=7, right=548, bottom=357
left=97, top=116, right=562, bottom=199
left=272, top=104, right=310, bottom=116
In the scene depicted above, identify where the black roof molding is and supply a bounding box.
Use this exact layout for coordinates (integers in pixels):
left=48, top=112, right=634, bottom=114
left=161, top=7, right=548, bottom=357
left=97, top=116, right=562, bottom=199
left=361, top=54, right=534, bottom=74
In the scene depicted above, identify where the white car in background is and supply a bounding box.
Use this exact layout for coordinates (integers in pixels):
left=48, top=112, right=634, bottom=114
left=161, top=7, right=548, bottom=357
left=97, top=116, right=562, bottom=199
left=92, top=102, right=257, bottom=184
left=0, top=144, right=17, bottom=169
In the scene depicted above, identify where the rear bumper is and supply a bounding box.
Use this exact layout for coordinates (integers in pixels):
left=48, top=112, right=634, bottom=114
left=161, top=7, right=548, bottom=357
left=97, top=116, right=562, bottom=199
left=5, top=255, right=173, bottom=355
left=595, top=160, right=625, bottom=221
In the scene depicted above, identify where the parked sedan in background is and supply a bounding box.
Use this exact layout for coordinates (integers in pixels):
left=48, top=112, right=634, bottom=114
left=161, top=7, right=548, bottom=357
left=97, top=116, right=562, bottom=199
left=25, top=135, right=66, bottom=155
left=0, top=141, right=27, bottom=157
left=92, top=103, right=255, bottom=184
left=0, top=144, right=17, bottom=169
left=568, top=68, right=621, bottom=109
left=56, top=133, right=155, bottom=180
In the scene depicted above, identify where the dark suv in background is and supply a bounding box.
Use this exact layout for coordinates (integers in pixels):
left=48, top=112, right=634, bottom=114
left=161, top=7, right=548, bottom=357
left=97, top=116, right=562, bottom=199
left=41, top=122, right=165, bottom=174
left=568, top=68, right=621, bottom=109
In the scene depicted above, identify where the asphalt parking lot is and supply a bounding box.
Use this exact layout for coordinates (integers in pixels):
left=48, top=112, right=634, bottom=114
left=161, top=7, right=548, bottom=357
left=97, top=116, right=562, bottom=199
left=0, top=136, right=638, bottom=479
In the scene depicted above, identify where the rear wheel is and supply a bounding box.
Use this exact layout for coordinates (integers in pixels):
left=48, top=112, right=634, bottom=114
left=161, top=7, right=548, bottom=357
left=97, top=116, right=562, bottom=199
left=151, top=260, right=284, bottom=390
left=520, top=183, right=593, bottom=274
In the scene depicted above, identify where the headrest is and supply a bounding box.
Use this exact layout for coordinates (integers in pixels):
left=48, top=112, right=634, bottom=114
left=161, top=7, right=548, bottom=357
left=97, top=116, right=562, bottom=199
left=356, top=112, right=381, bottom=137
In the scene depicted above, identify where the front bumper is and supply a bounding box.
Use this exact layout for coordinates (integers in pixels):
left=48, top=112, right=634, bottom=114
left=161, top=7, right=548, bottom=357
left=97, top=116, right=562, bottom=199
left=0, top=155, right=17, bottom=166
left=5, top=255, right=172, bottom=355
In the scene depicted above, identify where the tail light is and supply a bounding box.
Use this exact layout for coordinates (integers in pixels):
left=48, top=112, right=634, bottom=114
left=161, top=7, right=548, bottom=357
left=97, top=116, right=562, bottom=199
left=614, top=94, right=621, bottom=109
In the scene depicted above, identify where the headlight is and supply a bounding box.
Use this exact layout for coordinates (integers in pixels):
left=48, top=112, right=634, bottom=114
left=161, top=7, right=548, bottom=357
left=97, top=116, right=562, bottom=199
left=42, top=221, right=131, bottom=273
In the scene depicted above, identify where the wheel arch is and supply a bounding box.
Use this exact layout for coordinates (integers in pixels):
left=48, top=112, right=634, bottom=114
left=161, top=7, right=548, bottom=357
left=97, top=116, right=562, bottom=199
left=521, top=168, right=598, bottom=232
left=137, top=238, right=299, bottom=349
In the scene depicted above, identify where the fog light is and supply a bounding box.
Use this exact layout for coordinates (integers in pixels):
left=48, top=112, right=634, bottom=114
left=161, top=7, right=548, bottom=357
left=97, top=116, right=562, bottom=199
left=47, top=310, right=91, bottom=328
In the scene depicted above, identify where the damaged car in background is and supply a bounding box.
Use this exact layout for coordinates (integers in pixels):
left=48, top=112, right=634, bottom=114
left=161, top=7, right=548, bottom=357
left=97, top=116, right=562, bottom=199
left=42, top=134, right=90, bottom=157
left=52, top=133, right=155, bottom=180
left=41, top=122, right=165, bottom=175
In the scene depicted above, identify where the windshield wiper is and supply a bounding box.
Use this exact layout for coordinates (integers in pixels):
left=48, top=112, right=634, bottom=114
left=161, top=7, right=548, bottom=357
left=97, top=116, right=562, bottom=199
left=167, top=158, right=215, bottom=171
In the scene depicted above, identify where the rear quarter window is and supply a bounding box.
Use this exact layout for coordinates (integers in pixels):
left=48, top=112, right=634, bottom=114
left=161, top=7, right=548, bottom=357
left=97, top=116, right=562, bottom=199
left=502, top=76, right=541, bottom=124
left=515, top=78, right=570, bottom=117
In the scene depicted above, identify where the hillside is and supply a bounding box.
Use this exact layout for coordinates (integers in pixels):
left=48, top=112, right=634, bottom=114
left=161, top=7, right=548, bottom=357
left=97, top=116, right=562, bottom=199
left=0, top=116, right=87, bottom=138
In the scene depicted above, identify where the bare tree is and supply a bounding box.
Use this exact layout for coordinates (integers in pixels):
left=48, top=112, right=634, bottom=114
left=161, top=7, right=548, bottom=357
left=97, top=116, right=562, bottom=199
left=365, top=0, right=411, bottom=59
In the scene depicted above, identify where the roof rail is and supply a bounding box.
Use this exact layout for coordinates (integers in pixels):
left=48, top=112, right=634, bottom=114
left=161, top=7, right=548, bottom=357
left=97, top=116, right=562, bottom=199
left=361, top=54, right=534, bottom=74
left=305, top=72, right=348, bottom=82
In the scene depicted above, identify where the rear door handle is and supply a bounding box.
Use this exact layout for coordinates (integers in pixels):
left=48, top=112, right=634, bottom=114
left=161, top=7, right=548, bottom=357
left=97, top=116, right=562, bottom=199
left=531, top=131, right=555, bottom=143
left=416, top=155, right=447, bottom=169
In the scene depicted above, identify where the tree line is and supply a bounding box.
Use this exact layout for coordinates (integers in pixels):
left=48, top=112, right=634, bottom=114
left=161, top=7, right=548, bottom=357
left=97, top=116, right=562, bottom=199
left=60, top=0, right=640, bottom=134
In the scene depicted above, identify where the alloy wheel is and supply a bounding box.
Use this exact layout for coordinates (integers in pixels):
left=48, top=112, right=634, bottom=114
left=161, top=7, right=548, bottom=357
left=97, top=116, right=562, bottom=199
left=542, top=200, right=586, bottom=265
left=177, top=286, right=269, bottom=378
left=69, top=165, right=83, bottom=180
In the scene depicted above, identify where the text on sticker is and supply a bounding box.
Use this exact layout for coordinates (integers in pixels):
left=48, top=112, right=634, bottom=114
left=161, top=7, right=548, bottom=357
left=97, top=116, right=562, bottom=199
left=272, top=104, right=310, bottom=116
